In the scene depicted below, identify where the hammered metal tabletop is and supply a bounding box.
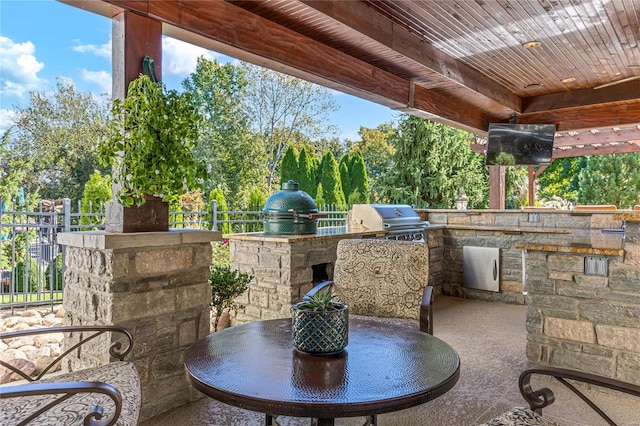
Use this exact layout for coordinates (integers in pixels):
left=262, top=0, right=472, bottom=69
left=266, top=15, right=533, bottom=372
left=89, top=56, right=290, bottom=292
left=184, top=317, right=460, bottom=419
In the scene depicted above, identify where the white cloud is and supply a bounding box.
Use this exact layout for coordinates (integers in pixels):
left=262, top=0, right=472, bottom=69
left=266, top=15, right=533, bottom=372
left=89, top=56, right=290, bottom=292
left=162, top=37, right=217, bottom=76
left=0, top=109, right=18, bottom=133
left=73, top=38, right=112, bottom=59
left=0, top=36, right=45, bottom=98
left=81, top=69, right=111, bottom=96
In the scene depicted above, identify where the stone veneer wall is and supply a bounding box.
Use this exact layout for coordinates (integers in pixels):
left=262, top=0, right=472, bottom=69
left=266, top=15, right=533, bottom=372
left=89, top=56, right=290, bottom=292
left=230, top=229, right=445, bottom=324
left=417, top=209, right=624, bottom=304
left=523, top=223, right=640, bottom=384
left=231, top=236, right=355, bottom=324
left=58, top=230, right=220, bottom=420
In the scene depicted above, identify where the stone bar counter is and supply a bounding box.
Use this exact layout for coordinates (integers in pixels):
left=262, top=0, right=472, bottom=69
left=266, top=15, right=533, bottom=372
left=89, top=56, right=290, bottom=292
left=516, top=213, right=639, bottom=385
left=58, top=229, right=221, bottom=420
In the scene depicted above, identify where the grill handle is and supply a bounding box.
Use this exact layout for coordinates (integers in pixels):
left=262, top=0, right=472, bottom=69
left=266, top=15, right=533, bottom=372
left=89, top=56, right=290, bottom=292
left=304, top=213, right=329, bottom=219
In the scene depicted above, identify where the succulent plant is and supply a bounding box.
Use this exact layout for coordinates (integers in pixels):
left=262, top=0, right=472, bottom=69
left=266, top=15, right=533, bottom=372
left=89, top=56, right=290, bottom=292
left=296, top=288, right=341, bottom=312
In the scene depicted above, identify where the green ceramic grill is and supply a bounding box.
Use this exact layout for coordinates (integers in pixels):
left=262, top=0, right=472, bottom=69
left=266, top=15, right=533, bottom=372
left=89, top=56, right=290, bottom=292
left=262, top=181, right=325, bottom=235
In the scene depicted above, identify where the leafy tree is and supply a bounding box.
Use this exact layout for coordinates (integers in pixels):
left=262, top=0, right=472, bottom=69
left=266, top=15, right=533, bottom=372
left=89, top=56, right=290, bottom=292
left=280, top=145, right=299, bottom=186
left=242, top=63, right=339, bottom=190
left=247, top=185, right=267, bottom=209
left=537, top=157, right=585, bottom=203
left=11, top=78, right=110, bottom=201
left=182, top=58, right=266, bottom=204
left=349, top=151, right=370, bottom=202
left=348, top=123, right=395, bottom=181
left=577, top=153, right=640, bottom=208
left=80, top=170, right=111, bottom=226
left=0, top=128, right=32, bottom=203
left=377, top=115, right=487, bottom=208
left=319, top=151, right=346, bottom=206
left=298, top=148, right=317, bottom=198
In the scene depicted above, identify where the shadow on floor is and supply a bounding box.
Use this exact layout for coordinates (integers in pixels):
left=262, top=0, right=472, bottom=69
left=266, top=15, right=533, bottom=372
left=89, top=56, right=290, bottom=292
left=140, top=296, right=639, bottom=426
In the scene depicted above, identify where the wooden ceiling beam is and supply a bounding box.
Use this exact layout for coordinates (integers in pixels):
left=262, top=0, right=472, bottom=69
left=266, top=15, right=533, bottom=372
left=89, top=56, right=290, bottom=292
left=516, top=101, right=640, bottom=132
left=299, top=0, right=521, bottom=113
left=523, top=81, right=640, bottom=114
left=96, top=0, right=493, bottom=133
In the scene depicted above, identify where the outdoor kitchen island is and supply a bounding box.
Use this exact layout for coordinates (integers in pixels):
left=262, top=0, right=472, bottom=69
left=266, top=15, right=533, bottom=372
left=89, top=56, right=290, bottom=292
left=230, top=208, right=640, bottom=386
left=227, top=225, right=444, bottom=324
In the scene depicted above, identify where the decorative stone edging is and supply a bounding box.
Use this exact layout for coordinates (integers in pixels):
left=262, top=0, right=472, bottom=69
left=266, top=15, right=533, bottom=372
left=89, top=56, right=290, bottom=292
left=0, top=306, right=66, bottom=384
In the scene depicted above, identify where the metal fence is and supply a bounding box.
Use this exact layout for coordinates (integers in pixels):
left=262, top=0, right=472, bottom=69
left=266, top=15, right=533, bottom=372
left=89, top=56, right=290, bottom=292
left=0, top=197, right=348, bottom=311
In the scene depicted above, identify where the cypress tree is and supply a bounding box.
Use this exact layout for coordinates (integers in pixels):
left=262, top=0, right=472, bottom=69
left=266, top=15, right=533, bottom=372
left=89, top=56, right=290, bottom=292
left=280, top=145, right=299, bottom=186
left=315, top=183, right=326, bottom=206
left=349, top=151, right=370, bottom=202
left=298, top=148, right=317, bottom=198
left=319, top=151, right=346, bottom=206
left=339, top=154, right=352, bottom=203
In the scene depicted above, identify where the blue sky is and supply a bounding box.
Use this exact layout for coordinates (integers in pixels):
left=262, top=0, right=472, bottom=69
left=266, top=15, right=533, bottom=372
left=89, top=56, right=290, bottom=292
left=0, top=0, right=397, bottom=139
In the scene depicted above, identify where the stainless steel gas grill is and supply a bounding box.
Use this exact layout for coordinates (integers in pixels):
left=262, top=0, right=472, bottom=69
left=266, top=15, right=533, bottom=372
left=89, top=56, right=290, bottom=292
left=346, top=204, right=430, bottom=241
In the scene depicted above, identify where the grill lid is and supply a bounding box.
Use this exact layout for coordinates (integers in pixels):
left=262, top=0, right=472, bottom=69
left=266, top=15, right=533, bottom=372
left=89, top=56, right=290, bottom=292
left=347, top=204, right=429, bottom=232
left=262, top=181, right=318, bottom=217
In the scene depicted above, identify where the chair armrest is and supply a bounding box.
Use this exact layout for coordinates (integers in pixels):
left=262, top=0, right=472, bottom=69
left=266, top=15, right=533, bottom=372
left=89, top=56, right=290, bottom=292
left=0, top=326, right=133, bottom=382
left=0, top=380, right=123, bottom=426
left=419, top=285, right=434, bottom=335
left=302, top=280, right=334, bottom=301
left=519, top=367, right=640, bottom=422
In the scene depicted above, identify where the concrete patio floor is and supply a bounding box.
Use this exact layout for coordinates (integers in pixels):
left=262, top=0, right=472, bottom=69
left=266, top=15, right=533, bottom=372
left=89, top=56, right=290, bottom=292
left=141, top=296, right=639, bottom=426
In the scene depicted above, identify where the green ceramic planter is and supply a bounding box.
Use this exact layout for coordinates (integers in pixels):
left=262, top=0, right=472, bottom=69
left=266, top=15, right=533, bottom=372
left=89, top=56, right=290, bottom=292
left=291, top=302, right=349, bottom=355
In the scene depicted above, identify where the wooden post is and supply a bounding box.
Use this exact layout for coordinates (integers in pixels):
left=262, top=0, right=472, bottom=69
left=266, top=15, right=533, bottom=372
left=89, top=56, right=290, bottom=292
left=528, top=166, right=536, bottom=206
left=488, top=166, right=506, bottom=209
left=112, top=10, right=162, bottom=99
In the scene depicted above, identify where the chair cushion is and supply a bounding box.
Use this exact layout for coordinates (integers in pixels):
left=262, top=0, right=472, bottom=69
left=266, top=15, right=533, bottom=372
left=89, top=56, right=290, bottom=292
left=333, top=239, right=429, bottom=319
left=479, top=407, right=559, bottom=426
left=0, top=361, right=141, bottom=426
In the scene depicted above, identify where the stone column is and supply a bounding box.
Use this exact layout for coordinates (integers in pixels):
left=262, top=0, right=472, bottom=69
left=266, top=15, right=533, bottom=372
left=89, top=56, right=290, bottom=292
left=58, top=230, right=220, bottom=420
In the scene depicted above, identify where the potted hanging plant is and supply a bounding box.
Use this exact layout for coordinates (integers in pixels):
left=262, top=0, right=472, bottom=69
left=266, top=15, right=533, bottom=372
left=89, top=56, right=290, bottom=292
left=292, top=286, right=349, bottom=356
left=98, top=73, right=205, bottom=232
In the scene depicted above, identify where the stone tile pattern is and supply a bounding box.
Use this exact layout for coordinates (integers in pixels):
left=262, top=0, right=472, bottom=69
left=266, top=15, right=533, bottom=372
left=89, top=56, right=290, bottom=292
left=421, top=210, right=623, bottom=305
left=523, top=221, right=640, bottom=385
left=62, top=239, right=213, bottom=420
left=231, top=231, right=444, bottom=325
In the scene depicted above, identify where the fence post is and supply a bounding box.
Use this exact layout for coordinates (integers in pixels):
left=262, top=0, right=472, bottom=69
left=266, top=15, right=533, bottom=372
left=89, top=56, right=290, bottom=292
left=212, top=200, right=218, bottom=231
left=63, top=198, right=71, bottom=233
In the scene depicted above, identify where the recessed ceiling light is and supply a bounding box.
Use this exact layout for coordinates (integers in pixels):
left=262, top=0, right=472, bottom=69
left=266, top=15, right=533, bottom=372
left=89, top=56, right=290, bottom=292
left=524, top=83, right=543, bottom=88
left=562, top=77, right=576, bottom=83
left=522, top=41, right=541, bottom=48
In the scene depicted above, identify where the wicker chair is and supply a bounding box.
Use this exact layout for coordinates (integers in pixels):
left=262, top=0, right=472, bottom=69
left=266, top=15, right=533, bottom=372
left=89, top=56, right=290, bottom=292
left=480, top=367, right=640, bottom=426
left=0, top=326, right=141, bottom=426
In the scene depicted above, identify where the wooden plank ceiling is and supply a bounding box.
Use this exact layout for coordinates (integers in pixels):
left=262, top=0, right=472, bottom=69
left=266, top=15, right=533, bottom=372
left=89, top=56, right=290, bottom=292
left=63, top=0, right=640, bottom=158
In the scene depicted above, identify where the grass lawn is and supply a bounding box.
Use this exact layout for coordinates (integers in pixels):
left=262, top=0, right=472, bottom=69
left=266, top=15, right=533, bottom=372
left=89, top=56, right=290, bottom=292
left=1, top=292, right=63, bottom=305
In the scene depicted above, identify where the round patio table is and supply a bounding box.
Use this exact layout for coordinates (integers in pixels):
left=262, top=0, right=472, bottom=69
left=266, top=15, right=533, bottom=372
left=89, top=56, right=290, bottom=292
left=184, top=317, right=460, bottom=425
